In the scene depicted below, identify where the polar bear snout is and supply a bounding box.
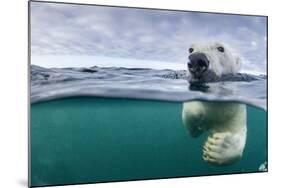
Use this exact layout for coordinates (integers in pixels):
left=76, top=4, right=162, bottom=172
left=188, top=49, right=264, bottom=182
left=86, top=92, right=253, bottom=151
left=188, top=52, right=209, bottom=78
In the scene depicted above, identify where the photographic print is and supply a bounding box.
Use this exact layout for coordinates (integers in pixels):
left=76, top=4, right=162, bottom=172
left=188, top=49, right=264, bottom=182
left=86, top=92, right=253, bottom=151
left=29, top=1, right=267, bottom=187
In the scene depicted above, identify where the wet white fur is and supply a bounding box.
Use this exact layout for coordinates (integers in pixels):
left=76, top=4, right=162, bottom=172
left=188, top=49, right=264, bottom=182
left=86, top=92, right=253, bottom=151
left=182, top=42, right=247, bottom=166
left=189, top=42, right=242, bottom=76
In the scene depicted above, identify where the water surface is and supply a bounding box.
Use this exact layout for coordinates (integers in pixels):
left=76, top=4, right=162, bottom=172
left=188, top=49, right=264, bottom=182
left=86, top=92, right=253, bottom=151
left=30, top=65, right=267, bottom=109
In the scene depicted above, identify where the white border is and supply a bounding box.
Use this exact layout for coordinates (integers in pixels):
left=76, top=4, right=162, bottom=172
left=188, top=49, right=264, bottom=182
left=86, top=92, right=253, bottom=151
left=1, top=0, right=280, bottom=188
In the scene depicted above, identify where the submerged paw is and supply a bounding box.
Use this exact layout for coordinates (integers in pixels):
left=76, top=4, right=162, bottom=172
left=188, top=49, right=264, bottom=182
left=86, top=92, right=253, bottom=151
left=202, top=132, right=243, bottom=166
left=184, top=111, right=205, bottom=127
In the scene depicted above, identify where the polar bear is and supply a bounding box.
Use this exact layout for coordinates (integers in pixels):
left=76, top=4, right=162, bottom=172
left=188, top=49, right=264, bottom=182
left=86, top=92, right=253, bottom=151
left=182, top=42, right=247, bottom=166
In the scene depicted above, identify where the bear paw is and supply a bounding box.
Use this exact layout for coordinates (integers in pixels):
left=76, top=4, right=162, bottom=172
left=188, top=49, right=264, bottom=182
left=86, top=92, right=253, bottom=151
left=182, top=102, right=206, bottom=137
left=202, top=131, right=246, bottom=166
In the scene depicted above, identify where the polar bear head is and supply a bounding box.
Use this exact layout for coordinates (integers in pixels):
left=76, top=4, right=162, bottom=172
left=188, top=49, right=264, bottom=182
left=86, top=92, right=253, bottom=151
left=187, top=42, right=242, bottom=83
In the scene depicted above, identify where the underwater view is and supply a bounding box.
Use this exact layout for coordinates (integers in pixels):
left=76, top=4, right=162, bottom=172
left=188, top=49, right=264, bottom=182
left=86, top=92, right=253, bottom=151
left=31, top=97, right=267, bottom=187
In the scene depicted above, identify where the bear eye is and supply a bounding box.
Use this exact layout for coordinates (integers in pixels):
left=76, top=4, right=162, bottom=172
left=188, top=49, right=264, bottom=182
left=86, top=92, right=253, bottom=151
left=188, top=48, right=194, bottom=53
left=217, top=46, right=224, bottom=52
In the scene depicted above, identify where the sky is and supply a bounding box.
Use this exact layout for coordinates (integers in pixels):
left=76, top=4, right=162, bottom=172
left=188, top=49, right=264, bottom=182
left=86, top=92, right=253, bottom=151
left=30, top=1, right=267, bottom=73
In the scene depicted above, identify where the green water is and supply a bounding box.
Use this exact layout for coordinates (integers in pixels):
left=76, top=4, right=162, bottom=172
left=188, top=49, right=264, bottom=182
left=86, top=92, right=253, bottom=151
left=30, top=97, right=267, bottom=187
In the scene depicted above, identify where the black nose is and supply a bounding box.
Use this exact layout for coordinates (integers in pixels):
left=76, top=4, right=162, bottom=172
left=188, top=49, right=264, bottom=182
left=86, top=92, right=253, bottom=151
left=187, top=52, right=209, bottom=77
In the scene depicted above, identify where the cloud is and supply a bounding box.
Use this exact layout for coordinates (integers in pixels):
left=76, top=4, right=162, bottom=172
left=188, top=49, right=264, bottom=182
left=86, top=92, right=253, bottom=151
left=30, top=2, right=267, bottom=73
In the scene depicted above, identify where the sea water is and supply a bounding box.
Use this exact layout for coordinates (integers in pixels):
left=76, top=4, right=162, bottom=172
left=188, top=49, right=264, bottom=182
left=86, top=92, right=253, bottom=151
left=30, top=97, right=267, bottom=186
left=30, top=65, right=267, bottom=187
left=30, top=65, right=266, bottom=109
